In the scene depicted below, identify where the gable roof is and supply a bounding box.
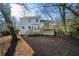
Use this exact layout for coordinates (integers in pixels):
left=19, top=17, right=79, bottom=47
left=20, top=16, right=41, bottom=20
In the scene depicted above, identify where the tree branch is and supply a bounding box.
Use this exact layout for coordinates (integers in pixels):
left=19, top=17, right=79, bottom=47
left=59, top=4, right=79, bottom=17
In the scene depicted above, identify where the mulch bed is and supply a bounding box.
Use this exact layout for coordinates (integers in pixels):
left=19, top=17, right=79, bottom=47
left=0, top=35, right=34, bottom=56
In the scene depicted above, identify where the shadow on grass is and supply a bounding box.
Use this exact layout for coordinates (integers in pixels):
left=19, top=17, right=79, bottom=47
left=4, top=38, right=19, bottom=56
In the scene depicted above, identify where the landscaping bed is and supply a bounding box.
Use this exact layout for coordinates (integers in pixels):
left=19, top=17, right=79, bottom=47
left=0, top=35, right=34, bottom=56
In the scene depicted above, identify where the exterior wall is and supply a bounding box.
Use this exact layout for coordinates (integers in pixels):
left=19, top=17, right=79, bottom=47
left=20, top=16, right=54, bottom=36
left=40, top=22, right=54, bottom=35
left=19, top=17, right=44, bottom=35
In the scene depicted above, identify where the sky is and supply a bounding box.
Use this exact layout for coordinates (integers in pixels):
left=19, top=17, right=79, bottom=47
left=11, top=3, right=55, bottom=21
left=0, top=3, right=78, bottom=26
left=11, top=4, right=38, bottom=18
left=11, top=4, right=23, bottom=17
left=11, top=3, right=77, bottom=22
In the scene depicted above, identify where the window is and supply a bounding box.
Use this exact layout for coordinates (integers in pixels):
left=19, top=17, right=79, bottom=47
left=22, top=26, right=24, bottom=29
left=32, top=26, right=33, bottom=30
left=38, top=26, right=39, bottom=30
left=44, top=23, right=49, bottom=28
left=28, top=26, right=31, bottom=29
left=34, top=27, right=36, bottom=30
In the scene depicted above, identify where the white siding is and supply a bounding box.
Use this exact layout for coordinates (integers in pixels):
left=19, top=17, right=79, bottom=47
left=19, top=17, right=42, bottom=35
left=19, top=16, right=54, bottom=36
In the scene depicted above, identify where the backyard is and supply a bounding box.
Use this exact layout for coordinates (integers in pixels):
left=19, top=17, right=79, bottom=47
left=0, top=3, right=79, bottom=56
left=23, top=35, right=79, bottom=56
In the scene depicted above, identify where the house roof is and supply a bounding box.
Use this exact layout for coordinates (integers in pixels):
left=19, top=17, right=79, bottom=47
left=20, top=16, right=53, bottom=23
left=20, top=16, right=41, bottom=19
left=40, top=20, right=53, bottom=23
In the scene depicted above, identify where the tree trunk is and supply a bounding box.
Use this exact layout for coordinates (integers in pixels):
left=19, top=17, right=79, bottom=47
left=58, top=5, right=67, bottom=34
left=0, top=3, right=18, bottom=41
left=0, top=3, right=18, bottom=56
left=62, top=6, right=67, bottom=34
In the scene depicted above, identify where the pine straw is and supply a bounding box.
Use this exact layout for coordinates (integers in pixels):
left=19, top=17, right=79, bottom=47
left=0, top=35, right=34, bottom=56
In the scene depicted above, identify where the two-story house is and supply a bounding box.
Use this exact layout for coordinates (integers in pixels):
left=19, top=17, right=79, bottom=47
left=19, top=16, right=54, bottom=36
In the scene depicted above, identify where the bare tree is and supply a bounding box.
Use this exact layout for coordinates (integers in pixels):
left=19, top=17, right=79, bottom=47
left=58, top=3, right=79, bottom=17
left=57, top=4, right=67, bottom=34
left=0, top=4, right=18, bottom=40
left=0, top=3, right=18, bottom=56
